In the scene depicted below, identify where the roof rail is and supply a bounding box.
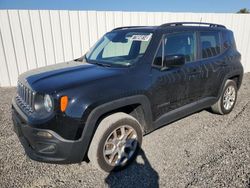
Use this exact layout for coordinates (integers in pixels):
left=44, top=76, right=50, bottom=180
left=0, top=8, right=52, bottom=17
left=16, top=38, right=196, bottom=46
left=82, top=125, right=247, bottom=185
left=112, top=26, right=147, bottom=31
left=160, top=22, right=226, bottom=28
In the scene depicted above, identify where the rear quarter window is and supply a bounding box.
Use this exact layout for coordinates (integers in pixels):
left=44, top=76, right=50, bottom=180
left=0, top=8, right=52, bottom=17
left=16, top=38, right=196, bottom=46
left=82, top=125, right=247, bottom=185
left=200, top=31, right=221, bottom=59
left=222, top=31, right=237, bottom=50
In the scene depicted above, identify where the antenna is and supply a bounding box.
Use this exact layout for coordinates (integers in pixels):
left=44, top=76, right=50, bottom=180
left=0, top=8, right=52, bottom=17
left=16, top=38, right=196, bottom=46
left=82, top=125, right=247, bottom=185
left=199, top=17, right=203, bottom=26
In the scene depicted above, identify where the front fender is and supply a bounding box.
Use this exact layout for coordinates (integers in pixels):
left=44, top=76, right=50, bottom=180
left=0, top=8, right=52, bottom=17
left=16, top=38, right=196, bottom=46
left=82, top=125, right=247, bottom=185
left=82, top=95, right=153, bottom=134
left=74, top=95, right=152, bottom=160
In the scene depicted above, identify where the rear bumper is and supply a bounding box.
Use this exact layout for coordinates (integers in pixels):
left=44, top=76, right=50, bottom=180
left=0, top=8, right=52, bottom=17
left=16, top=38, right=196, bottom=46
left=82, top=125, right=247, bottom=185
left=12, top=104, right=87, bottom=164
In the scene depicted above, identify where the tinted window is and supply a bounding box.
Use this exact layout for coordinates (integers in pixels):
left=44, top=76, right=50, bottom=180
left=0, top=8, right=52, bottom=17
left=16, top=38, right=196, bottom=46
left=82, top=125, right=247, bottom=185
left=200, top=31, right=221, bottom=58
left=154, top=41, right=163, bottom=66
left=222, top=31, right=236, bottom=50
left=164, top=32, right=197, bottom=63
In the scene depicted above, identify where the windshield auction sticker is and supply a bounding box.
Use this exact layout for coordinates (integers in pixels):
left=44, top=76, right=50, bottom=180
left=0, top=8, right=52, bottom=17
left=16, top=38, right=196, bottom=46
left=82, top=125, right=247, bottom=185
left=130, top=34, right=152, bottom=41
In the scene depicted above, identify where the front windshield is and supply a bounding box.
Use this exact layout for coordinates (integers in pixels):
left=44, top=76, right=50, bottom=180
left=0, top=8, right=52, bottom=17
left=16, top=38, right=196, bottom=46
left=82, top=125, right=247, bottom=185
left=85, top=31, right=153, bottom=66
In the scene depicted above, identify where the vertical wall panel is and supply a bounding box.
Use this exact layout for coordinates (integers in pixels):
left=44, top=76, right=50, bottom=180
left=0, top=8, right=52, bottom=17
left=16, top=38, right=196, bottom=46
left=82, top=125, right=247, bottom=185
left=122, top=12, right=131, bottom=26
left=0, top=28, right=11, bottom=86
left=105, top=11, right=115, bottom=32
left=50, top=10, right=65, bottom=63
left=244, top=16, right=250, bottom=72
left=96, top=11, right=107, bottom=38
left=114, top=11, right=123, bottom=28
left=147, top=12, right=155, bottom=25
left=237, top=15, right=247, bottom=69
left=138, top=12, right=148, bottom=25
left=162, top=13, right=170, bottom=23
left=130, top=12, right=139, bottom=25
left=0, top=10, right=250, bottom=86
left=19, top=10, right=37, bottom=70
left=154, top=12, right=163, bottom=25
left=8, top=10, right=28, bottom=74
left=59, top=10, right=73, bottom=61
left=79, top=11, right=90, bottom=53
left=0, top=10, right=19, bottom=86
left=69, top=11, right=82, bottom=58
left=29, top=10, right=47, bottom=68
left=87, top=11, right=98, bottom=47
left=40, top=10, right=56, bottom=65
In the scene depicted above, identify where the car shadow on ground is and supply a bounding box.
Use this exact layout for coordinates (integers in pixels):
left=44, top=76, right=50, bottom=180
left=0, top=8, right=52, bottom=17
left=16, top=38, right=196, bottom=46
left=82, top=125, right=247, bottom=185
left=105, top=148, right=159, bottom=188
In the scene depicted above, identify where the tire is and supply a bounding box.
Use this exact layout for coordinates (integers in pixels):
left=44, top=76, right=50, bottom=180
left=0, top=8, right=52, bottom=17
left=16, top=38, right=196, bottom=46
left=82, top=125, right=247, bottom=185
left=211, top=79, right=237, bottom=115
left=88, top=112, right=143, bottom=172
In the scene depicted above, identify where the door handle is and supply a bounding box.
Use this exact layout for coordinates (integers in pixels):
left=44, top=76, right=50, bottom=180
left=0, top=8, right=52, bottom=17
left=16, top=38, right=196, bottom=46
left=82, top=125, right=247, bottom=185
left=187, top=68, right=201, bottom=75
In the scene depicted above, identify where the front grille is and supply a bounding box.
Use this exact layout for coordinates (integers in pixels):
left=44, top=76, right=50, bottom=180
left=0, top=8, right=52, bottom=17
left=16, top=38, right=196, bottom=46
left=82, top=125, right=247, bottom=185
left=16, top=82, right=35, bottom=114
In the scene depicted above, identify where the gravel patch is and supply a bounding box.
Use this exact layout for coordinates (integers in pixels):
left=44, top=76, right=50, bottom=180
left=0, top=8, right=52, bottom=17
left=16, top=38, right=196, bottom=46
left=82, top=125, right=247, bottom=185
left=0, top=73, right=250, bottom=188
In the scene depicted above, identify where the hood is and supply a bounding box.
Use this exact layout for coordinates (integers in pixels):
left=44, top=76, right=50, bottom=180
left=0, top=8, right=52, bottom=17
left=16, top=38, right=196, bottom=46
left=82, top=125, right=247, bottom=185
left=18, top=60, right=124, bottom=93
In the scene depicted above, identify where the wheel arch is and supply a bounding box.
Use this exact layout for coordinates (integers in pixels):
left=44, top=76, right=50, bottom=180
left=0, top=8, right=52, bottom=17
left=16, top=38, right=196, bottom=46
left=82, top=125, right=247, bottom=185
left=217, top=72, right=243, bottom=100
left=228, top=75, right=242, bottom=90
left=80, top=95, right=152, bottom=160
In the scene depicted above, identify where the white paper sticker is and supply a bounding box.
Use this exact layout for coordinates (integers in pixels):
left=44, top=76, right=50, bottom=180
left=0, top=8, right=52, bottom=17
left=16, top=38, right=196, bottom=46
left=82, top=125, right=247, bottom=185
left=130, top=34, right=152, bottom=41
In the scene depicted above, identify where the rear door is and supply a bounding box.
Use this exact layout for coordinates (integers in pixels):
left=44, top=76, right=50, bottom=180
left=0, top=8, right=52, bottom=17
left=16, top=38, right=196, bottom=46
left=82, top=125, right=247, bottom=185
left=198, top=30, right=224, bottom=98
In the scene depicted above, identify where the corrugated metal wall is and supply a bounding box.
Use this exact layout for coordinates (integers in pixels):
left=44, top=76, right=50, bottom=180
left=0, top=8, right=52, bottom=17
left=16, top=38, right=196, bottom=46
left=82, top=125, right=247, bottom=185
left=0, top=10, right=249, bottom=86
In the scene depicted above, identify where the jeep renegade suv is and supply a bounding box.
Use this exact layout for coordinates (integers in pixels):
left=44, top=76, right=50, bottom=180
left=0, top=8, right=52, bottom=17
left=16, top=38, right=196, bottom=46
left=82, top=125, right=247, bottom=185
left=12, top=22, right=243, bottom=172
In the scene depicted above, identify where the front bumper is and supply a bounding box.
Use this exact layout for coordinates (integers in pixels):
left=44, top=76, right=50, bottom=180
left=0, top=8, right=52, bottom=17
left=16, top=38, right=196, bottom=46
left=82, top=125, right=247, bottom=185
left=12, top=103, right=87, bottom=164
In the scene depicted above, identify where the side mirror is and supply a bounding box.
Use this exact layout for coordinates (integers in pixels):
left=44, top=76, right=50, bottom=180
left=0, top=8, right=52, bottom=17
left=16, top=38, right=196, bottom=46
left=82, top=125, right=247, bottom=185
left=163, top=54, right=185, bottom=68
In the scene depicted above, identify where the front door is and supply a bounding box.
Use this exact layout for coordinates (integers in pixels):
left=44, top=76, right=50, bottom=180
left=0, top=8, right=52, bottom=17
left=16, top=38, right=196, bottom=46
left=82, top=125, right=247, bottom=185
left=151, top=31, right=204, bottom=121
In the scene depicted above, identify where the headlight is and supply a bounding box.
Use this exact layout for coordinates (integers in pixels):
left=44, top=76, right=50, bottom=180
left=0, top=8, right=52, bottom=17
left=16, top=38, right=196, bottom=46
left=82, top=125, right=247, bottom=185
left=44, top=94, right=53, bottom=112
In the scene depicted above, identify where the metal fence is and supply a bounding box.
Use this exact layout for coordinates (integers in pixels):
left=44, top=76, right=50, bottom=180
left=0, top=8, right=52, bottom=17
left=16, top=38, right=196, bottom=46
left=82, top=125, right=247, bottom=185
left=0, top=10, right=249, bottom=86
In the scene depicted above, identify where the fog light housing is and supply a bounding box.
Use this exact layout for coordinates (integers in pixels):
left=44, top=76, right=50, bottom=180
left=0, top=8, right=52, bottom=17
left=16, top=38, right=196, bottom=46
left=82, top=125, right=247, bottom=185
left=36, top=131, right=53, bottom=138
left=36, top=143, right=56, bottom=154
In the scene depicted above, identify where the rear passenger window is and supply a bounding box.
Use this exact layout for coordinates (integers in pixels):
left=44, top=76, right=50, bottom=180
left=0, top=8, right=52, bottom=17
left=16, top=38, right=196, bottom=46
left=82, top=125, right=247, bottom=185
left=200, top=31, right=221, bottom=59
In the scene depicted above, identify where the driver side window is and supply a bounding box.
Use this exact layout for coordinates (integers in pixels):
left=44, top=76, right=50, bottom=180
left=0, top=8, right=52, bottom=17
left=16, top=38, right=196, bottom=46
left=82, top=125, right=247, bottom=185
left=154, top=32, right=197, bottom=66
left=164, top=32, right=197, bottom=63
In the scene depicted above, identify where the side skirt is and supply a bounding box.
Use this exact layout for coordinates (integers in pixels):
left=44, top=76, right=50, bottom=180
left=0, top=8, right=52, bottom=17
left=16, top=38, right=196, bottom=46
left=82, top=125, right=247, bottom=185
left=151, top=97, right=217, bottom=131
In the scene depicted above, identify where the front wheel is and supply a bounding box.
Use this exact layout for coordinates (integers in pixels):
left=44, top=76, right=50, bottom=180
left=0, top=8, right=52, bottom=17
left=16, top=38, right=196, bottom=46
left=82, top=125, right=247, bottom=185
left=211, top=79, right=237, bottom=115
left=88, top=112, right=143, bottom=172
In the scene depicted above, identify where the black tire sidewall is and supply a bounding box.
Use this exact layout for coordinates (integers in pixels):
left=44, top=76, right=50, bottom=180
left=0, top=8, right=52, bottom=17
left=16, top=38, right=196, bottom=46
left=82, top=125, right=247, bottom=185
left=96, top=118, right=142, bottom=172
left=220, top=80, right=237, bottom=114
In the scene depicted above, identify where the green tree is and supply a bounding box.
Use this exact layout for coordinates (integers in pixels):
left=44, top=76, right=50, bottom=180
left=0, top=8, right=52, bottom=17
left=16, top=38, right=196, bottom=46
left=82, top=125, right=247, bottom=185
left=237, top=8, right=250, bottom=13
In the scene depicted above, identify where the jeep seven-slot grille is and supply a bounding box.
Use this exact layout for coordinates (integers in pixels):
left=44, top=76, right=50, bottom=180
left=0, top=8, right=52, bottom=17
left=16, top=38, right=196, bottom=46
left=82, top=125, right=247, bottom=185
left=16, top=82, right=35, bottom=113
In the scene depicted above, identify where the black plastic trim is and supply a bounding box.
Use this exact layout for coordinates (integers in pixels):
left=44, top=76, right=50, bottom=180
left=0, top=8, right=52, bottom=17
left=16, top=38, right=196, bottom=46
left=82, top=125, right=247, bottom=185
left=153, top=97, right=217, bottom=129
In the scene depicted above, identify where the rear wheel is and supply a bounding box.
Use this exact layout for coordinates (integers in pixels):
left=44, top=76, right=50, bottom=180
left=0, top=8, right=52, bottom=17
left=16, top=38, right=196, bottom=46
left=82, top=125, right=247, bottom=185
left=88, top=112, right=143, bottom=172
left=211, top=80, right=237, bottom=115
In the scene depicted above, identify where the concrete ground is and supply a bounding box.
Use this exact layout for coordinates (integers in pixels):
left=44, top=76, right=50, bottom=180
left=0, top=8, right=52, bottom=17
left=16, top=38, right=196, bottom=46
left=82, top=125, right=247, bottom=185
left=0, top=73, right=250, bottom=188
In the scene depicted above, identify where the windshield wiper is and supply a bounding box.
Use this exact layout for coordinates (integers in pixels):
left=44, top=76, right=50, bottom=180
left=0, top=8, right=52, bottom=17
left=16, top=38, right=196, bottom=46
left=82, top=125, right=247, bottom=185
left=76, top=56, right=111, bottom=67
left=94, top=62, right=111, bottom=67
left=86, top=58, right=112, bottom=67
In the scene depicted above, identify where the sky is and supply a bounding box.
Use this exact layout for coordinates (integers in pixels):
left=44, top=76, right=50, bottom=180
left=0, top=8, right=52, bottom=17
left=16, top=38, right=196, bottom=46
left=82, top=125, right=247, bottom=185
left=0, top=0, right=249, bottom=13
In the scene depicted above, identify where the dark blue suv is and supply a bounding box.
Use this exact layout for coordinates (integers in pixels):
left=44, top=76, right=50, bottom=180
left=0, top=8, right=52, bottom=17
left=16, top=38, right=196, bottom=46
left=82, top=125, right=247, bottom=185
left=12, top=22, right=243, bottom=172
